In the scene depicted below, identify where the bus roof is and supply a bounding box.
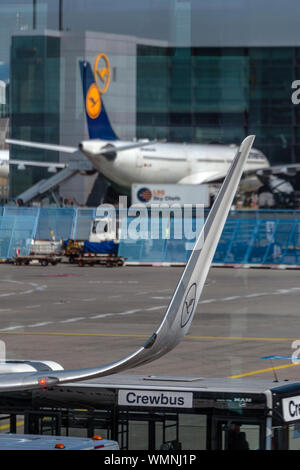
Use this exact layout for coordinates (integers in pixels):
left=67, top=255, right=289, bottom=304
left=58, top=374, right=300, bottom=395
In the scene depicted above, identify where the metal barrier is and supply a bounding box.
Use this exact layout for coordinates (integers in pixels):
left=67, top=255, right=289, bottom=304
left=70, top=208, right=96, bottom=240
left=35, top=208, right=76, bottom=240
left=119, top=218, right=300, bottom=266
left=0, top=207, right=300, bottom=265
left=213, top=218, right=300, bottom=265
left=0, top=215, right=38, bottom=259
left=118, top=215, right=203, bottom=263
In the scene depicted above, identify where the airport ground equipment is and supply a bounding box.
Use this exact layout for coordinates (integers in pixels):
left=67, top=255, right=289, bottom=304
left=63, top=239, right=119, bottom=265
left=75, top=252, right=125, bottom=267
left=13, top=239, right=63, bottom=265
left=13, top=254, right=62, bottom=266
left=1, top=374, right=300, bottom=450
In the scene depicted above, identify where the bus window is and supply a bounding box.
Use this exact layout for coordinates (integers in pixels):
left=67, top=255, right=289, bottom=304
left=272, top=424, right=300, bottom=450
left=177, top=414, right=206, bottom=450
left=155, top=413, right=206, bottom=450
left=213, top=420, right=262, bottom=450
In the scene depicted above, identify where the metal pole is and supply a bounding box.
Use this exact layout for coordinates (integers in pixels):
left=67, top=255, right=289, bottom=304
left=33, top=0, right=36, bottom=29
left=59, top=0, right=63, bottom=31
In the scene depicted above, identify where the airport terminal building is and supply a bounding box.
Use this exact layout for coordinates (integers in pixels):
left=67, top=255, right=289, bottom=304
left=7, top=1, right=300, bottom=204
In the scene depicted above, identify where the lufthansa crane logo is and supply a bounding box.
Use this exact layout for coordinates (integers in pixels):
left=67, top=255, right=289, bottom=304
left=94, top=53, right=111, bottom=94
left=86, top=83, right=101, bottom=119
left=181, top=283, right=197, bottom=328
left=86, top=53, right=111, bottom=120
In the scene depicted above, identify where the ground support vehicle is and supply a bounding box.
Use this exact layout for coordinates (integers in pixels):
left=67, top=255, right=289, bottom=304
left=75, top=253, right=125, bottom=267
left=13, top=255, right=62, bottom=266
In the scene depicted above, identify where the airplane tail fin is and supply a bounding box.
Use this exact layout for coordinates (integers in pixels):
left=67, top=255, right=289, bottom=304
left=79, top=60, right=118, bottom=141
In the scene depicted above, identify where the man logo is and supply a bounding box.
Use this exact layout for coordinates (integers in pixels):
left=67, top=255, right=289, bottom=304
left=181, top=283, right=197, bottom=328
left=86, top=83, right=101, bottom=119
left=137, top=187, right=152, bottom=203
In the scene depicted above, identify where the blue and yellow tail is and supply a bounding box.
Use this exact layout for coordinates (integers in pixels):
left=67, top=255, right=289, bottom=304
left=79, top=60, right=118, bottom=140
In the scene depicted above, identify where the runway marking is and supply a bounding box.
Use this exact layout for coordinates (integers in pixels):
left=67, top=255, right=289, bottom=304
left=187, top=335, right=298, bottom=342
left=0, top=420, right=24, bottom=431
left=0, top=332, right=299, bottom=342
left=0, top=331, right=150, bottom=338
left=28, top=322, right=53, bottom=328
left=0, top=280, right=47, bottom=298
left=227, top=363, right=300, bottom=379
left=89, top=280, right=139, bottom=285
left=197, top=286, right=300, bottom=305
left=0, top=303, right=167, bottom=331
left=119, top=309, right=141, bottom=316
left=0, top=331, right=298, bottom=379
left=90, top=314, right=113, bottom=319
left=152, top=296, right=169, bottom=300
left=60, top=317, right=86, bottom=323
left=0, top=326, right=23, bottom=331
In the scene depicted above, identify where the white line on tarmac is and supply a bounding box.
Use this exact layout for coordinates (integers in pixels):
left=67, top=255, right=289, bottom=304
left=28, top=322, right=53, bottom=327
left=90, top=314, right=113, bottom=319
left=0, top=326, right=23, bottom=331
left=60, top=317, right=86, bottom=323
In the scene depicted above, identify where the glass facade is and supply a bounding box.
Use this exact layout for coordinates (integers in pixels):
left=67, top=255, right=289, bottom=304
left=0, top=0, right=300, bottom=196
left=9, top=34, right=60, bottom=197
left=136, top=46, right=298, bottom=166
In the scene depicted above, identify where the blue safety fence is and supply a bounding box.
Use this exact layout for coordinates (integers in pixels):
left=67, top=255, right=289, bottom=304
left=0, top=215, right=38, bottom=259
left=1, top=206, right=300, bottom=264
left=70, top=208, right=97, bottom=240
left=35, top=208, right=77, bottom=240
left=118, top=215, right=204, bottom=263
left=119, top=217, right=300, bottom=265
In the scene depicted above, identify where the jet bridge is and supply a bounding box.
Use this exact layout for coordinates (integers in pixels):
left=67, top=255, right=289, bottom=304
left=16, top=160, right=94, bottom=204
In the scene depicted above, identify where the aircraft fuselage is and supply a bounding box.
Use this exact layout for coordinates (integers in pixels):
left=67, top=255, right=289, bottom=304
left=79, top=140, right=269, bottom=189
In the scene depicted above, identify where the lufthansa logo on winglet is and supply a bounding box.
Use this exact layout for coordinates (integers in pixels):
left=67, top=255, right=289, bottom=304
left=86, top=53, right=111, bottom=120
left=181, top=283, right=197, bottom=328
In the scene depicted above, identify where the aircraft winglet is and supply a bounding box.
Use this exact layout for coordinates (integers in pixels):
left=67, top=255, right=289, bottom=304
left=0, top=136, right=255, bottom=391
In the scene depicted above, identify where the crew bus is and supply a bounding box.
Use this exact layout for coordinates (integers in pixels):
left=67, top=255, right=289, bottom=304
left=1, top=374, right=300, bottom=450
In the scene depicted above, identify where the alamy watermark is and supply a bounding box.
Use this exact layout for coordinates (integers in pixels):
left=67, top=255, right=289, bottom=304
left=95, top=196, right=205, bottom=250
left=291, top=81, right=300, bottom=104
left=291, top=340, right=300, bottom=364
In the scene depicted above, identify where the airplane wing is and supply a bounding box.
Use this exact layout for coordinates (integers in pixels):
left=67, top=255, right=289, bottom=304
left=256, top=164, right=300, bottom=177
left=0, top=158, right=67, bottom=172
left=178, top=170, right=228, bottom=185
left=0, top=135, right=255, bottom=392
left=6, top=138, right=158, bottom=157
left=6, top=139, right=79, bottom=154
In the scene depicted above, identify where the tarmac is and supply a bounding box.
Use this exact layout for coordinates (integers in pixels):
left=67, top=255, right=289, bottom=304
left=0, top=262, right=300, bottom=382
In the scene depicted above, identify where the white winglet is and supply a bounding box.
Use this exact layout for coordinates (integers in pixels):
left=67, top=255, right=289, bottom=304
left=0, top=136, right=255, bottom=391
